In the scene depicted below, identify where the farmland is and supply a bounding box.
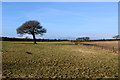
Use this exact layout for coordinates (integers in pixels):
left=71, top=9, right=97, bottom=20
left=2, top=41, right=118, bottom=79
left=79, top=41, right=119, bottom=53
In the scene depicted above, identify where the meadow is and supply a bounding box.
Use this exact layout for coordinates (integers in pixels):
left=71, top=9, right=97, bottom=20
left=2, top=41, right=118, bottom=79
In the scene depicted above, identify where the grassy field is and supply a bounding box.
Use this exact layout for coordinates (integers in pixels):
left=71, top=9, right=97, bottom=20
left=79, top=41, right=119, bottom=53
left=2, top=41, right=118, bottom=79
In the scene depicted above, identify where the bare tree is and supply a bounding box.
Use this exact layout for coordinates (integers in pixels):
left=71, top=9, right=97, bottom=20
left=17, top=20, right=46, bottom=44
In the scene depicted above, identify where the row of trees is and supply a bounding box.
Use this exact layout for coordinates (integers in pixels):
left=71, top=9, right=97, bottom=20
left=1, top=37, right=68, bottom=41
left=76, top=35, right=120, bottom=41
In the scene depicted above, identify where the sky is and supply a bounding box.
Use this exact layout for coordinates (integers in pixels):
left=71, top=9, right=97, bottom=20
left=2, top=2, right=118, bottom=40
left=2, top=0, right=119, bottom=2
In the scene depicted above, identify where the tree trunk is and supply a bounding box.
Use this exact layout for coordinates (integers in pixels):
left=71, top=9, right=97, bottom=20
left=32, top=33, right=37, bottom=44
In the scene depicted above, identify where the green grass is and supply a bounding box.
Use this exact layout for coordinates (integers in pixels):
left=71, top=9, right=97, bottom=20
left=2, top=41, right=118, bottom=78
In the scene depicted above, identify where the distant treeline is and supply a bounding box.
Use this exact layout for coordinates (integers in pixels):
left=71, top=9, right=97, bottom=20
left=1, top=37, right=120, bottom=42
left=0, top=37, right=69, bottom=42
left=72, top=39, right=120, bottom=42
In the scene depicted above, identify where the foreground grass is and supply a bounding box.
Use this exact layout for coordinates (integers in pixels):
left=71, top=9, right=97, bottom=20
left=2, top=41, right=118, bottom=78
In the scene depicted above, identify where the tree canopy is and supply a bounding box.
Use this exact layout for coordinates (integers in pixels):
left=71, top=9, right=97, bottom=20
left=113, top=35, right=120, bottom=39
left=76, top=37, right=90, bottom=41
left=17, top=20, right=46, bottom=44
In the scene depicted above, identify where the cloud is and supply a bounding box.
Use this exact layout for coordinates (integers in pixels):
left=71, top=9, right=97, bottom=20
left=24, top=7, right=84, bottom=20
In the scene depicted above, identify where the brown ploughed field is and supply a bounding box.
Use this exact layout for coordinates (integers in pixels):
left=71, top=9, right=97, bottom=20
left=80, top=41, right=119, bottom=53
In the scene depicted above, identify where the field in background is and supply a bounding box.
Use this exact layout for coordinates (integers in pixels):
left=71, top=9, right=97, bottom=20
left=79, top=41, right=119, bottom=53
left=2, top=41, right=118, bottom=78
